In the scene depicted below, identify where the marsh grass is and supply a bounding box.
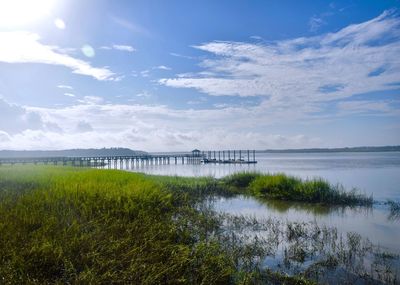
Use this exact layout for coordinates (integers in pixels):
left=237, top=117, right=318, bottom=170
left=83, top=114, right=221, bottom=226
left=222, top=172, right=261, bottom=189
left=0, top=166, right=393, bottom=284
left=0, top=166, right=234, bottom=284
left=1, top=165, right=319, bottom=284
left=386, top=200, right=400, bottom=220
left=386, top=200, right=400, bottom=211
left=223, top=172, right=373, bottom=206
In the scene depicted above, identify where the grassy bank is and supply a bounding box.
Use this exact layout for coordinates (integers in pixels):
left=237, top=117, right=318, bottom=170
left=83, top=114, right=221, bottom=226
left=222, top=172, right=373, bottom=206
left=0, top=166, right=392, bottom=284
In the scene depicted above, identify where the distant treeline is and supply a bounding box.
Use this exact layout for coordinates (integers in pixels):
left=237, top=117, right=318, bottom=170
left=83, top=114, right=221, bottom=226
left=0, top=148, right=147, bottom=158
left=261, top=145, right=400, bottom=153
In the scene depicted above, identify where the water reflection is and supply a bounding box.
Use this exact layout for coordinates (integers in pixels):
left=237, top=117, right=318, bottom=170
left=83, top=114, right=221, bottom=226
left=207, top=207, right=400, bottom=284
left=256, top=198, right=372, bottom=217
left=213, top=195, right=400, bottom=253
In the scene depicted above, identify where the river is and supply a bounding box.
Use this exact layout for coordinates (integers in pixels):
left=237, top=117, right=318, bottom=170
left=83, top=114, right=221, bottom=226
left=128, top=151, right=400, bottom=253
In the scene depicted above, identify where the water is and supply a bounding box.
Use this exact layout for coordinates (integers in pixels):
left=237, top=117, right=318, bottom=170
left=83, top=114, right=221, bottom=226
left=130, top=151, right=400, bottom=201
left=214, top=196, right=400, bottom=253
left=127, top=151, right=400, bottom=253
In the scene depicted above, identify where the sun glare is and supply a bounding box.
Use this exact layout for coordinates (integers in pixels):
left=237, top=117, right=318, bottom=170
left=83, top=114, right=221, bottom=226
left=0, top=0, right=56, bottom=27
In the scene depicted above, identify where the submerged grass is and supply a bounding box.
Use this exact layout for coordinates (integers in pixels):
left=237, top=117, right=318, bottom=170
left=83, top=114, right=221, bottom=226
left=386, top=199, right=400, bottom=220
left=0, top=166, right=388, bottom=284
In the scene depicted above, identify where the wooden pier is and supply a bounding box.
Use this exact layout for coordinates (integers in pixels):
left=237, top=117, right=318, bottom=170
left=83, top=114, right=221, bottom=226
left=0, top=149, right=257, bottom=168
left=199, top=149, right=256, bottom=164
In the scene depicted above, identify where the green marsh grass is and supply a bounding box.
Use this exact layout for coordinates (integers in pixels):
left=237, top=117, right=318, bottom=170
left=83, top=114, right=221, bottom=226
left=0, top=166, right=392, bottom=284
left=222, top=172, right=261, bottom=189
left=0, top=166, right=234, bottom=284
left=223, top=172, right=373, bottom=206
left=1, top=165, right=320, bottom=284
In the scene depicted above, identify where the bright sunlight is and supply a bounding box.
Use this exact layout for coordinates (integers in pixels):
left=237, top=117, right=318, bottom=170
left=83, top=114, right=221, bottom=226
left=0, top=0, right=56, bottom=27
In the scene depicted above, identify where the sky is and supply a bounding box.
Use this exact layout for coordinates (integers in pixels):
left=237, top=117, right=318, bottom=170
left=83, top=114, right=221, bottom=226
left=0, top=0, right=399, bottom=151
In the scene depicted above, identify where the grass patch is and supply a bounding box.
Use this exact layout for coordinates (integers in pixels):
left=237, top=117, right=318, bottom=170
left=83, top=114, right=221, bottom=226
left=0, top=166, right=234, bottom=284
left=386, top=199, right=400, bottom=220
left=222, top=172, right=261, bottom=188
left=386, top=199, right=400, bottom=212
left=224, top=172, right=372, bottom=206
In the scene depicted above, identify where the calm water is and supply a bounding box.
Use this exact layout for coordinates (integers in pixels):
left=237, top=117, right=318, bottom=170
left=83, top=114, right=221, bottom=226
left=130, top=151, right=400, bottom=201
left=127, top=151, right=400, bottom=252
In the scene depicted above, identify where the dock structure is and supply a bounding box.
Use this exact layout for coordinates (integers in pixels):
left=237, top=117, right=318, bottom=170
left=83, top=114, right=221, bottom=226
left=200, top=149, right=257, bottom=164
left=0, top=149, right=257, bottom=168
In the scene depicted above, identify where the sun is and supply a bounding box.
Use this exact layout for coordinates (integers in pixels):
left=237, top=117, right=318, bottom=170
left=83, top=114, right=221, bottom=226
left=0, top=0, right=56, bottom=27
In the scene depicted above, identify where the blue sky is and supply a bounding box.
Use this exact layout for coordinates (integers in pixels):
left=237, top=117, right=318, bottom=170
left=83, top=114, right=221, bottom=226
left=0, top=0, right=399, bottom=151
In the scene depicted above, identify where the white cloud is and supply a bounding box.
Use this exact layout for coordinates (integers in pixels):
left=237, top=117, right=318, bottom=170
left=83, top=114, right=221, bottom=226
left=0, top=130, right=11, bottom=142
left=0, top=31, right=115, bottom=80
left=100, top=44, right=136, bottom=52
left=308, top=8, right=335, bottom=32
left=76, top=121, right=93, bottom=132
left=140, top=70, right=150, bottom=77
left=77, top=96, right=104, bottom=104
left=160, top=11, right=400, bottom=109
left=13, top=101, right=316, bottom=150
left=169, top=52, right=194, bottom=60
left=57, top=85, right=73, bottom=90
left=64, top=93, right=75, bottom=97
left=0, top=98, right=44, bottom=134
left=113, top=75, right=125, bottom=82
left=0, top=106, right=320, bottom=151
left=337, top=100, right=400, bottom=115
left=112, top=44, right=135, bottom=52
left=309, top=16, right=326, bottom=32
left=250, top=35, right=263, bottom=40
left=136, top=91, right=151, bottom=98
left=154, top=65, right=171, bottom=70
left=0, top=96, right=398, bottom=151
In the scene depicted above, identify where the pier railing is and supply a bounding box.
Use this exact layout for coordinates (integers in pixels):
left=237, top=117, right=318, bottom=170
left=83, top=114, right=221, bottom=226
left=200, top=150, right=256, bottom=164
